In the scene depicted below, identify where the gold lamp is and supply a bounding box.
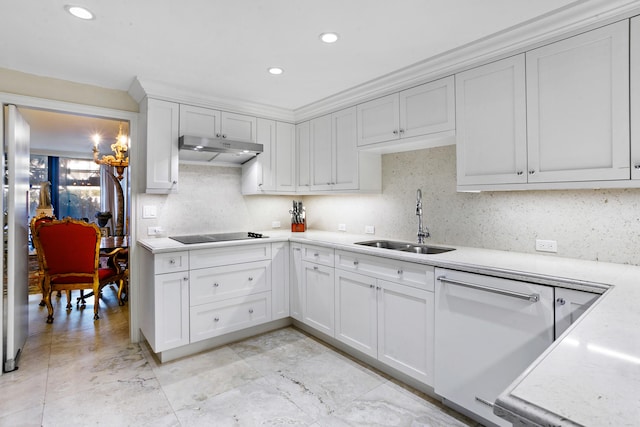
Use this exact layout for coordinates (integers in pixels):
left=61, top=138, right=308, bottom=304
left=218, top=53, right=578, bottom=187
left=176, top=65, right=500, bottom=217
left=93, top=123, right=129, bottom=180
left=92, top=123, right=129, bottom=236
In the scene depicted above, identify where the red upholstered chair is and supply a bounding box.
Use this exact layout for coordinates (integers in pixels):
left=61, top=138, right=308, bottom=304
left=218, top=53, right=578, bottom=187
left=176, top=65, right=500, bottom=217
left=32, top=217, right=122, bottom=323
left=29, top=216, right=64, bottom=307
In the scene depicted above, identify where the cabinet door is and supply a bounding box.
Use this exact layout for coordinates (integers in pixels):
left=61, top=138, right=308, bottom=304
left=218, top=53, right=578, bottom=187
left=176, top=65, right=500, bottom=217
left=399, top=76, right=455, bottom=138
left=220, top=111, right=257, bottom=143
left=378, top=280, right=433, bottom=385
left=310, top=114, right=333, bottom=191
left=145, top=98, right=179, bottom=193
left=357, top=93, right=400, bottom=146
left=179, top=104, right=221, bottom=138
left=290, top=244, right=303, bottom=321
left=271, top=242, right=290, bottom=320
left=275, top=122, right=296, bottom=192
left=335, top=270, right=377, bottom=358
left=153, top=271, right=190, bottom=352
left=456, top=55, right=527, bottom=186
left=332, top=106, right=358, bottom=190
left=296, top=121, right=311, bottom=191
left=256, top=118, right=276, bottom=191
left=301, top=261, right=335, bottom=336
left=526, top=21, right=630, bottom=183
left=631, top=17, right=640, bottom=181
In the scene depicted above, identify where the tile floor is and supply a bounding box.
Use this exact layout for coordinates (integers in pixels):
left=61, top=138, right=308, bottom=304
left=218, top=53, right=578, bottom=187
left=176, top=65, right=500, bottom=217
left=1, top=288, right=479, bottom=426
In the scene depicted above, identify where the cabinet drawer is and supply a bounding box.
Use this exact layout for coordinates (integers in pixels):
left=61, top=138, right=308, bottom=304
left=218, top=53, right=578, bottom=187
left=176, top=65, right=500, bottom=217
left=336, top=250, right=434, bottom=291
left=154, top=251, right=189, bottom=274
left=301, top=244, right=334, bottom=266
left=190, top=243, right=271, bottom=269
left=190, top=292, right=272, bottom=342
left=190, top=260, right=271, bottom=306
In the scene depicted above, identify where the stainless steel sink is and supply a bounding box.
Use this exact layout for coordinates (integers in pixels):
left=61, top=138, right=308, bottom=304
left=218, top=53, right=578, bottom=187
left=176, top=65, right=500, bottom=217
left=355, top=240, right=455, bottom=255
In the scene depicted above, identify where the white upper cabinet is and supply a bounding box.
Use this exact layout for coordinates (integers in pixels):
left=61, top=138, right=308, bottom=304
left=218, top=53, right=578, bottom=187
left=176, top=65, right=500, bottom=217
left=456, top=20, right=634, bottom=190
left=242, top=120, right=297, bottom=194
left=179, top=104, right=256, bottom=143
left=221, top=111, right=257, bottom=143
left=631, top=16, right=640, bottom=181
left=456, top=55, right=527, bottom=186
left=309, top=107, right=381, bottom=193
left=275, top=122, right=296, bottom=192
left=179, top=104, right=221, bottom=138
left=399, top=77, right=455, bottom=138
left=296, top=121, right=311, bottom=191
left=332, top=106, right=359, bottom=191
left=143, top=98, right=180, bottom=193
left=310, top=113, right=333, bottom=191
left=357, top=93, right=400, bottom=146
left=526, top=20, right=629, bottom=183
left=357, top=76, right=455, bottom=148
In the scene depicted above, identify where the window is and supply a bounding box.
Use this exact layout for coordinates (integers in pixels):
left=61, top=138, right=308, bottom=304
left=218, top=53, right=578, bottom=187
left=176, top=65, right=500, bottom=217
left=29, top=156, right=101, bottom=221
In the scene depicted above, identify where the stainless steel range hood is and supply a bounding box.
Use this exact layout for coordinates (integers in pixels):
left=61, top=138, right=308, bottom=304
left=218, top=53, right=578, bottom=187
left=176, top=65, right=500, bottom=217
left=179, top=135, right=263, bottom=165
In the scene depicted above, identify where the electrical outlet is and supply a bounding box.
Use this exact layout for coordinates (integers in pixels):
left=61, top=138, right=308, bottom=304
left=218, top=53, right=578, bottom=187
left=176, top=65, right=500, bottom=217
left=272, top=221, right=281, bottom=228
left=365, top=225, right=375, bottom=234
left=338, top=223, right=347, bottom=232
left=535, top=239, right=557, bottom=253
left=147, top=226, right=163, bottom=236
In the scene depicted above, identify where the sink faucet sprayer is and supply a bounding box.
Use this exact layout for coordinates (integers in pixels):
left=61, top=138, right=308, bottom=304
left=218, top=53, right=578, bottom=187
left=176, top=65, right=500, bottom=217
left=416, top=189, right=430, bottom=243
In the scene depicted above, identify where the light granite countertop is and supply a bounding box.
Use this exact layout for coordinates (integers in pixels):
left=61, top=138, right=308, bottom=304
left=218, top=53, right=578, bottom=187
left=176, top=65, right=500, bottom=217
left=138, top=230, right=640, bottom=426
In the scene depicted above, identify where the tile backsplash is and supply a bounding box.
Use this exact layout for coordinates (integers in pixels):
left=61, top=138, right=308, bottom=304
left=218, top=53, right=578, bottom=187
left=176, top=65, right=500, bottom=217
left=138, top=145, right=640, bottom=265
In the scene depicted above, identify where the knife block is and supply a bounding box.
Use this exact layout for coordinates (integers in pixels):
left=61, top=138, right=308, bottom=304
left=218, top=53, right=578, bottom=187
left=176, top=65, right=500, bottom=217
left=291, top=222, right=305, bottom=232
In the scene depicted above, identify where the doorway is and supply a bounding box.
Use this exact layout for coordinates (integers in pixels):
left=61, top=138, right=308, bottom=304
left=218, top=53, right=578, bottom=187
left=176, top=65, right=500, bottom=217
left=1, top=95, right=139, bottom=376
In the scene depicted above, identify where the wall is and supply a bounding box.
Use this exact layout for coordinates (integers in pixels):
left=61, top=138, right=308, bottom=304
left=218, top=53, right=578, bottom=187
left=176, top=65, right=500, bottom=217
left=137, top=164, right=293, bottom=237
left=0, top=67, right=138, bottom=112
left=304, top=145, right=640, bottom=265
left=144, top=146, right=640, bottom=265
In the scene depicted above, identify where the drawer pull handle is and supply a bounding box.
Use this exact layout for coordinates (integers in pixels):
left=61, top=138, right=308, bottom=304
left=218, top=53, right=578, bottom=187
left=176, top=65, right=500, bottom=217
left=249, top=308, right=254, bottom=314
left=369, top=284, right=374, bottom=288
left=314, top=253, right=319, bottom=257
left=397, top=269, right=403, bottom=275
left=353, top=261, right=359, bottom=266
left=169, top=259, right=176, bottom=265
left=213, top=282, right=219, bottom=287
left=248, top=277, right=253, bottom=281
left=183, top=277, right=188, bottom=281
left=313, top=266, right=319, bottom=270
left=438, top=276, right=540, bottom=302
left=214, top=317, right=220, bottom=322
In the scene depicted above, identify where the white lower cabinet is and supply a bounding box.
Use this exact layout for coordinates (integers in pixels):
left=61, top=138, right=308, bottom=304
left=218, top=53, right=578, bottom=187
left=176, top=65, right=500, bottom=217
left=289, top=243, right=303, bottom=321
left=139, top=250, right=190, bottom=353
left=301, top=261, right=335, bottom=336
left=335, top=268, right=434, bottom=385
left=141, top=243, right=281, bottom=354
left=190, top=292, right=271, bottom=342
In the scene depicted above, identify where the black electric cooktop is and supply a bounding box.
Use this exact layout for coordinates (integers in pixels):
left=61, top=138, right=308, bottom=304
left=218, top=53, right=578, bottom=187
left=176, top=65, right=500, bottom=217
left=169, top=232, right=267, bottom=245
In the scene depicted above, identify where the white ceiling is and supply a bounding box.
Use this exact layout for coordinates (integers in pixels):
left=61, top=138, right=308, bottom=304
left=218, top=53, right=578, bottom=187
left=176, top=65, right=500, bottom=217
left=0, top=0, right=614, bottom=153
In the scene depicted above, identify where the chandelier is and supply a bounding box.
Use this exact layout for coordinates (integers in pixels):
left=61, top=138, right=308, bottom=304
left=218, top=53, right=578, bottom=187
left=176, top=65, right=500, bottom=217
left=92, top=123, right=129, bottom=180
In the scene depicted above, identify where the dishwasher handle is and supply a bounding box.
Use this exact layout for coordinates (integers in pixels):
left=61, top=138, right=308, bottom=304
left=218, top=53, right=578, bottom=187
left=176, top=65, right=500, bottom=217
left=437, top=276, right=540, bottom=303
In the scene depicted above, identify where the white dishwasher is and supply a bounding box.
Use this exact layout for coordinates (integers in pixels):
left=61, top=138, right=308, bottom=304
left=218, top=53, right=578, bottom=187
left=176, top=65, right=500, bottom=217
left=434, top=268, right=554, bottom=427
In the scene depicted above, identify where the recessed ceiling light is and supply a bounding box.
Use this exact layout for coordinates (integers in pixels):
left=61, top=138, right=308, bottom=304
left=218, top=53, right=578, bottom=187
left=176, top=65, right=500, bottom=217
left=319, top=32, right=339, bottom=43
left=65, top=5, right=95, bottom=20
left=268, top=67, right=284, bottom=75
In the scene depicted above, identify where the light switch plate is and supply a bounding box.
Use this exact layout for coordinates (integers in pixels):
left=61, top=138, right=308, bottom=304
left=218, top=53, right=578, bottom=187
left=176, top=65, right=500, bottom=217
left=365, top=225, right=375, bottom=234
left=338, top=223, right=347, bottom=231
left=142, top=205, right=157, bottom=219
left=272, top=221, right=281, bottom=228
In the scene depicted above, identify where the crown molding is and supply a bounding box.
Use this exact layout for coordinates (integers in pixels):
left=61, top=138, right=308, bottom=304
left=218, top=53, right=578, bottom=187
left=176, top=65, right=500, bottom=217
left=128, top=77, right=296, bottom=123
left=294, top=0, right=640, bottom=122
